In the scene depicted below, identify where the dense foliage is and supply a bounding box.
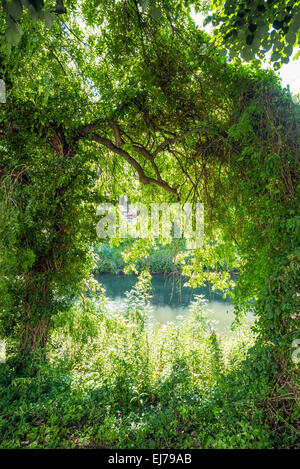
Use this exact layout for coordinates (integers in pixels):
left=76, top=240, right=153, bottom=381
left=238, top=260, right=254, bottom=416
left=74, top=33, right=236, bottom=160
left=206, top=0, right=300, bottom=66
left=0, top=0, right=66, bottom=50
left=0, top=279, right=298, bottom=448
left=94, top=238, right=186, bottom=274
left=0, top=0, right=299, bottom=449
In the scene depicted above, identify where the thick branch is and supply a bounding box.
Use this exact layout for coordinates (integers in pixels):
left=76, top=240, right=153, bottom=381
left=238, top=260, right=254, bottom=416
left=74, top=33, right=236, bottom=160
left=131, top=143, right=162, bottom=182
left=109, top=120, right=125, bottom=147
left=87, top=132, right=178, bottom=198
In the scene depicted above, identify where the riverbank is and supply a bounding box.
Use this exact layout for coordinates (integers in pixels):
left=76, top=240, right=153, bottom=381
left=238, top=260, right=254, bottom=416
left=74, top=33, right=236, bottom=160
left=94, top=273, right=249, bottom=333
left=0, top=294, right=296, bottom=449
left=0, top=278, right=297, bottom=449
left=93, top=239, right=184, bottom=274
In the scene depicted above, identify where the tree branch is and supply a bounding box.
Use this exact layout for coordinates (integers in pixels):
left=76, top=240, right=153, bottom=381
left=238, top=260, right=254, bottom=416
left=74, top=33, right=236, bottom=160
left=153, top=126, right=227, bottom=156
left=78, top=126, right=178, bottom=198
left=109, top=119, right=125, bottom=147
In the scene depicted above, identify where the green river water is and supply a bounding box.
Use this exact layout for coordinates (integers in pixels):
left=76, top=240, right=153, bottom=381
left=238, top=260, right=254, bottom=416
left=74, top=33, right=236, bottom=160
left=95, top=273, right=253, bottom=333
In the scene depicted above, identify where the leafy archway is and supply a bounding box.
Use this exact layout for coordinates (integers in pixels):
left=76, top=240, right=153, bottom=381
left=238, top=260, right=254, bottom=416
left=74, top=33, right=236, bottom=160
left=0, top=0, right=299, bottom=420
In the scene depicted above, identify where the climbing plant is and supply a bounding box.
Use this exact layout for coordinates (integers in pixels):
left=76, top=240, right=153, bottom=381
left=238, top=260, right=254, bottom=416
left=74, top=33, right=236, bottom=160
left=0, top=0, right=298, bottom=409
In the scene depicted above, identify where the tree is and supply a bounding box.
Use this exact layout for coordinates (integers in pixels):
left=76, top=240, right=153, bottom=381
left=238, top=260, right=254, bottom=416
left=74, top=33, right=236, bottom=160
left=205, top=0, right=300, bottom=67
left=0, top=0, right=299, bottom=397
left=0, top=0, right=66, bottom=50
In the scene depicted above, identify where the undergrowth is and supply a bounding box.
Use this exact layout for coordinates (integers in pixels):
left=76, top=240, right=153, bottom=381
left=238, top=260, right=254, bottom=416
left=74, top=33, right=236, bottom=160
left=0, top=275, right=298, bottom=449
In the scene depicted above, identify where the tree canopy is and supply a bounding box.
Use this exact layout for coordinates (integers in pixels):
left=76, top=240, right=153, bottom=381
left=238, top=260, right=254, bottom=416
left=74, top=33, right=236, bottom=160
left=0, top=0, right=299, bottom=393
left=205, top=0, right=300, bottom=67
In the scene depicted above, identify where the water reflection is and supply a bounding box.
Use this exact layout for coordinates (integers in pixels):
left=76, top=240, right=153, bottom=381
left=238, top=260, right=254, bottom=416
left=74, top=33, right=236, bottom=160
left=95, top=273, right=253, bottom=333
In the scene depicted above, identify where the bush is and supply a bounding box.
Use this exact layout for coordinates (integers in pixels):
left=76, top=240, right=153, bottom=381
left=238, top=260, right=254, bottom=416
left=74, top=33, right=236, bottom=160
left=93, top=238, right=185, bottom=274
left=0, top=275, right=298, bottom=449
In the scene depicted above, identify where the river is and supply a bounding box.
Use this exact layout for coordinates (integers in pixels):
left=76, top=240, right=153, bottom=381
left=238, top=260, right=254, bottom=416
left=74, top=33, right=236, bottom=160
left=95, top=273, right=253, bottom=333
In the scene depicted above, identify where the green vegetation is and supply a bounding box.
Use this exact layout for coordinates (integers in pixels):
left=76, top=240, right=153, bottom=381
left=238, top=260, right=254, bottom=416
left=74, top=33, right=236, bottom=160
left=0, top=0, right=299, bottom=450
left=0, top=1, right=66, bottom=49
left=93, top=239, right=185, bottom=274
left=0, top=275, right=298, bottom=449
left=206, top=0, right=300, bottom=66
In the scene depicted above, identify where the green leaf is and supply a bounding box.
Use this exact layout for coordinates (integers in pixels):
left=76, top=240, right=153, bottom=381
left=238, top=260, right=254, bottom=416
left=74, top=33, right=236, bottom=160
left=5, top=0, right=23, bottom=22
left=290, top=13, right=300, bottom=33
left=286, top=31, right=296, bottom=46
left=150, top=6, right=161, bottom=20
left=218, top=48, right=227, bottom=57
left=5, top=27, right=22, bottom=45
left=241, top=46, right=253, bottom=61
left=270, top=50, right=281, bottom=62
left=204, top=16, right=212, bottom=26
left=40, top=11, right=54, bottom=29
left=139, top=0, right=149, bottom=12
left=5, top=15, right=22, bottom=44
left=0, top=42, right=12, bottom=55
left=27, top=4, right=39, bottom=20
left=284, top=44, right=293, bottom=57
